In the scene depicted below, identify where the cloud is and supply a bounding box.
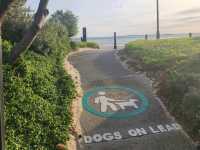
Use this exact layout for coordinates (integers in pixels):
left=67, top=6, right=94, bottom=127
left=27, top=0, right=200, bottom=36
left=160, top=7, right=200, bottom=30
left=176, top=16, right=200, bottom=22
left=176, top=7, right=200, bottom=16
left=161, top=17, right=200, bottom=29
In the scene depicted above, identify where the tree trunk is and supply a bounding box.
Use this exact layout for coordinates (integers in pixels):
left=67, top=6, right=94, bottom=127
left=10, top=0, right=49, bottom=64
left=0, top=23, right=4, bottom=150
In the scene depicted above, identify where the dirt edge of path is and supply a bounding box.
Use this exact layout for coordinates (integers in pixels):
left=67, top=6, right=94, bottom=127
left=115, top=50, right=199, bottom=148
left=64, top=48, right=98, bottom=150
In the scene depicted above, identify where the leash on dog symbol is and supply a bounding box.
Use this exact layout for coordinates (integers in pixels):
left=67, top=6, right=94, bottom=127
left=94, top=91, right=139, bottom=112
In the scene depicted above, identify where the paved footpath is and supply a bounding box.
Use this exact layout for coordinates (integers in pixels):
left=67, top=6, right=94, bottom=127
left=69, top=48, right=196, bottom=150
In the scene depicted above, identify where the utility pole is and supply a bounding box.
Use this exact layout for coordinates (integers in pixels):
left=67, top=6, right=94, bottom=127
left=156, top=0, right=160, bottom=39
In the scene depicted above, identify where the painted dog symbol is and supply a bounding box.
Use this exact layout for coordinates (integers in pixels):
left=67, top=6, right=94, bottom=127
left=115, top=99, right=139, bottom=110
left=94, top=91, right=139, bottom=112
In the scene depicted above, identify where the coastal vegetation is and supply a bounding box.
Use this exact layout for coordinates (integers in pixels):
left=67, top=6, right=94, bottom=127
left=70, top=41, right=100, bottom=50
left=78, top=41, right=100, bottom=49
left=120, top=38, right=200, bottom=141
left=1, top=1, right=81, bottom=149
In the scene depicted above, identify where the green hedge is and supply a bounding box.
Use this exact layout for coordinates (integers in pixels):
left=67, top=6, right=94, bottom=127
left=3, top=21, right=76, bottom=149
left=123, top=38, right=200, bottom=141
left=85, top=42, right=100, bottom=49
left=159, top=55, right=200, bottom=140
left=70, top=41, right=100, bottom=50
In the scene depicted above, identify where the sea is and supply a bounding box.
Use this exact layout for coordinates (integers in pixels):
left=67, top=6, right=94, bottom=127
left=73, top=33, right=200, bottom=49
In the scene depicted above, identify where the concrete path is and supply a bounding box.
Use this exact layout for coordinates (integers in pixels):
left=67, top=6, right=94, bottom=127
left=69, top=48, right=196, bottom=150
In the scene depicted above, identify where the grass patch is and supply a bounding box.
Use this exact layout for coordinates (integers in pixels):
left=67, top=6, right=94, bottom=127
left=122, top=37, right=200, bottom=141
left=70, top=41, right=100, bottom=50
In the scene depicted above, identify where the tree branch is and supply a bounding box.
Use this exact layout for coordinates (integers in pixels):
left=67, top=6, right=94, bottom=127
left=10, top=0, right=49, bottom=64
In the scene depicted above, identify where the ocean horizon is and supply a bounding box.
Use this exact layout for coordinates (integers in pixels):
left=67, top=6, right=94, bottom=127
left=73, top=33, right=200, bottom=48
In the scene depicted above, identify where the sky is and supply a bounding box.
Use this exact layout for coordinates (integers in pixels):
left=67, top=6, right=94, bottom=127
left=26, top=0, right=200, bottom=37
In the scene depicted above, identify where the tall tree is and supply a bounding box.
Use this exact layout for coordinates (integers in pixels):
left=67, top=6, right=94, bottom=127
left=10, top=0, right=49, bottom=64
left=51, top=10, right=78, bottom=37
left=0, top=0, right=16, bottom=26
left=2, top=0, right=31, bottom=43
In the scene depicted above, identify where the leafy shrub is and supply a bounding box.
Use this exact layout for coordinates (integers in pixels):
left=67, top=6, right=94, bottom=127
left=159, top=71, right=200, bottom=140
left=70, top=41, right=79, bottom=51
left=31, top=22, right=70, bottom=56
left=3, top=21, right=76, bottom=149
left=2, top=0, right=31, bottom=43
left=86, top=42, right=100, bottom=49
left=78, top=41, right=100, bottom=49
left=78, top=41, right=87, bottom=48
left=123, top=38, right=200, bottom=140
left=2, top=40, right=12, bottom=63
left=51, top=10, right=78, bottom=37
left=181, top=88, right=200, bottom=139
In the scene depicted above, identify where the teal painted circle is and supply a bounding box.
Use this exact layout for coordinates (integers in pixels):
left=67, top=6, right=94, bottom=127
left=82, top=86, right=149, bottom=119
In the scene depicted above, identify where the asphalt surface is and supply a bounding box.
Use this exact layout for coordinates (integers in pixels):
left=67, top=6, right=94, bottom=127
left=69, top=48, right=196, bottom=150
